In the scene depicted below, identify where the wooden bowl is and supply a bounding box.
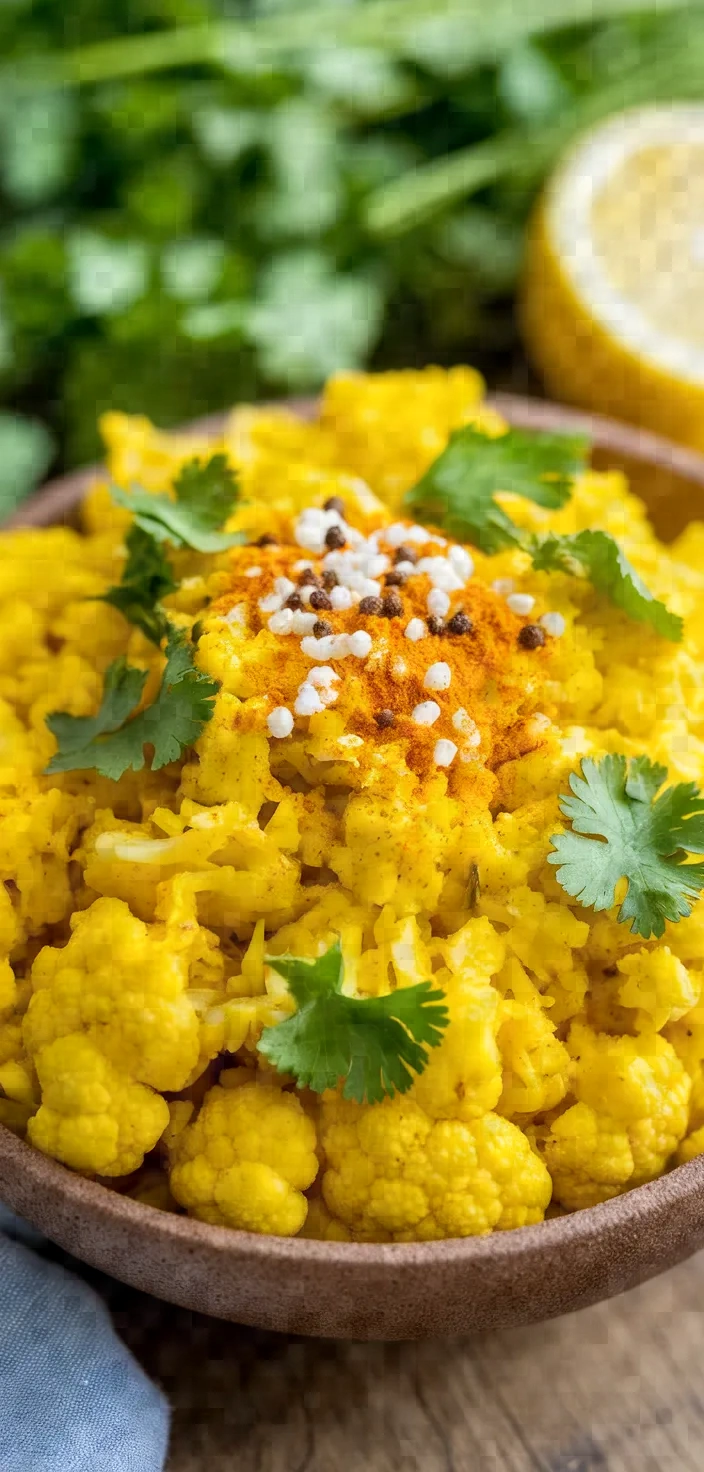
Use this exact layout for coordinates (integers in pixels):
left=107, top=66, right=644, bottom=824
left=3, top=392, right=704, bottom=1341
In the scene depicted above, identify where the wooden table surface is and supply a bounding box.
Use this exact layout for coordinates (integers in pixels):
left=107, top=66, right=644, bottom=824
left=98, top=1246, right=704, bottom=1471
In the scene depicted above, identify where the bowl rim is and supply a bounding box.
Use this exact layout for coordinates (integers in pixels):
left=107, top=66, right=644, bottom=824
left=4, top=1121, right=704, bottom=1267
left=4, top=387, right=704, bottom=1267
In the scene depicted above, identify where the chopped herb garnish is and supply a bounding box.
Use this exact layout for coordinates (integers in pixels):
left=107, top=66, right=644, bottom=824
left=110, top=452, right=244, bottom=554
left=101, top=524, right=176, bottom=645
left=45, top=628, right=218, bottom=780
left=404, top=424, right=587, bottom=554
left=259, top=941, right=449, bottom=1105
left=532, top=530, right=683, bottom=643
left=405, top=425, right=681, bottom=640
left=549, top=754, right=704, bottom=939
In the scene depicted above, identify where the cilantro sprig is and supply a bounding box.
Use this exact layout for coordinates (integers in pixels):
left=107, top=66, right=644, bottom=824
left=258, top=942, right=449, bottom=1105
left=404, top=424, right=588, bottom=554
left=110, top=453, right=244, bottom=554
left=549, top=754, right=704, bottom=939
left=101, top=524, right=176, bottom=646
left=532, top=530, right=683, bottom=642
left=404, top=425, right=681, bottom=642
left=46, top=628, right=218, bottom=780
left=48, top=454, right=240, bottom=777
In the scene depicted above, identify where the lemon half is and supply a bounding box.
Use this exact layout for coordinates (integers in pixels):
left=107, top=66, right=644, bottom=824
left=522, top=105, right=704, bottom=449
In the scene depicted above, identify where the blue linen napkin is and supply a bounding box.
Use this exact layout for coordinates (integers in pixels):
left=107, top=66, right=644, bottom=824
left=0, top=1205, right=170, bottom=1472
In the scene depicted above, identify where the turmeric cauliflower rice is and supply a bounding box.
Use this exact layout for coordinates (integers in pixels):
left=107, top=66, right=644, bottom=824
left=2, top=364, right=704, bottom=1243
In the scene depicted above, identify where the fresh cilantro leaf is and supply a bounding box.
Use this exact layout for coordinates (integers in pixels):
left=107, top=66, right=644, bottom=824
left=138, top=629, right=219, bottom=771
left=101, top=524, right=177, bottom=645
left=45, top=629, right=218, bottom=780
left=45, top=658, right=148, bottom=776
left=549, top=754, right=704, bottom=940
left=404, top=425, right=588, bottom=554
left=110, top=452, right=244, bottom=553
left=532, top=530, right=683, bottom=643
left=259, top=941, right=449, bottom=1105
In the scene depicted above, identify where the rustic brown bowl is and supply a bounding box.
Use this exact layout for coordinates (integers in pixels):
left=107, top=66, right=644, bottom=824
left=3, top=392, right=704, bottom=1341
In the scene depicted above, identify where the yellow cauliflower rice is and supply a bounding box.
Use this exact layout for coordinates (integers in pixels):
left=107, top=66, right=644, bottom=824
left=1, top=363, right=704, bottom=1242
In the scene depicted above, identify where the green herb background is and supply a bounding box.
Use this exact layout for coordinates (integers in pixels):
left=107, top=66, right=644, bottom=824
left=2, top=0, right=703, bottom=513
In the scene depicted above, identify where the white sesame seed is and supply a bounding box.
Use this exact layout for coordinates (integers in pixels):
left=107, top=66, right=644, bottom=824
left=290, top=611, right=318, bottom=634
left=267, top=707, right=294, bottom=738
left=294, top=684, right=324, bottom=717
left=245, top=565, right=262, bottom=579
left=416, top=556, right=464, bottom=592
left=267, top=609, right=294, bottom=635
left=319, top=685, right=339, bottom=706
left=407, top=524, right=438, bottom=544
left=223, top=603, right=246, bottom=628
left=491, top=577, right=514, bottom=596
left=385, top=523, right=412, bottom=548
left=348, top=629, right=372, bottom=658
left=301, top=634, right=350, bottom=661
left=359, top=578, right=383, bottom=600
left=448, top=546, right=474, bottom=580
left=412, top=701, right=441, bottom=727
left=433, top=738, right=458, bottom=767
left=294, top=511, right=329, bottom=553
left=343, top=525, right=365, bottom=550
left=540, top=611, right=566, bottom=637
left=342, top=569, right=381, bottom=598
left=308, top=665, right=339, bottom=687
left=424, top=661, right=452, bottom=692
left=293, top=560, right=314, bottom=573
left=427, top=588, right=450, bottom=619
left=274, top=576, right=296, bottom=599
left=331, top=634, right=353, bottom=658
left=395, top=560, right=416, bottom=577
left=330, top=585, right=354, bottom=611
left=362, top=554, right=389, bottom=579
left=405, top=618, right=427, bottom=643
left=507, top=593, right=535, bottom=616
left=258, top=592, right=283, bottom=614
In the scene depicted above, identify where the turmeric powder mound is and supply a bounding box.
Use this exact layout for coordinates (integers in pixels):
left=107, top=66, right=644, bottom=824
left=199, top=502, right=553, bottom=800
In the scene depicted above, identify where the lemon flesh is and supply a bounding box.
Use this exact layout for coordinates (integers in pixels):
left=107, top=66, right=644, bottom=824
left=521, top=106, right=704, bottom=449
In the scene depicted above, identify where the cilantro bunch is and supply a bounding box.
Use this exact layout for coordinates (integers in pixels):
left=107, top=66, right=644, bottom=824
left=1, top=6, right=702, bottom=512
left=259, top=942, right=449, bottom=1104
left=404, top=425, right=682, bottom=641
left=45, top=455, right=240, bottom=780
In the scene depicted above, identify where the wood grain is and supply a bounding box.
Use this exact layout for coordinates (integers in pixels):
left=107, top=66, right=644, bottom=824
left=99, top=1248, right=704, bottom=1471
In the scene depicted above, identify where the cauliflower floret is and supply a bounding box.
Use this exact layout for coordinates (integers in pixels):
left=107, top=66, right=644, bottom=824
left=28, top=1035, right=168, bottom=1176
left=0, top=786, right=90, bottom=944
left=676, top=1125, right=704, bottom=1166
left=320, top=1095, right=551, bottom=1241
left=411, top=917, right=504, bottom=1122
left=0, top=959, right=16, bottom=1015
left=617, top=946, right=700, bottom=1032
left=299, top=1197, right=353, bottom=1242
left=480, top=885, right=589, bottom=1023
left=543, top=1023, right=690, bottom=1208
left=331, top=790, right=449, bottom=913
left=542, top=1103, right=637, bottom=1210
left=168, top=1081, right=319, bottom=1235
left=24, top=896, right=214, bottom=1093
left=497, top=994, right=571, bottom=1121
